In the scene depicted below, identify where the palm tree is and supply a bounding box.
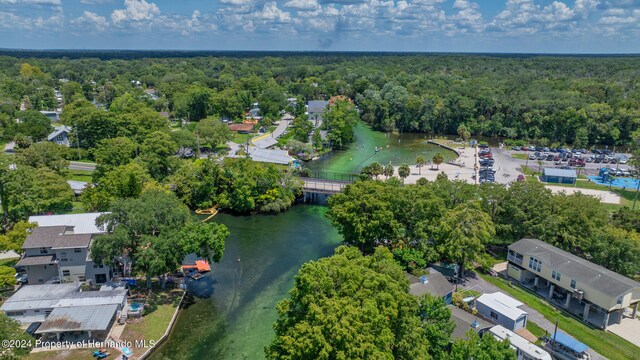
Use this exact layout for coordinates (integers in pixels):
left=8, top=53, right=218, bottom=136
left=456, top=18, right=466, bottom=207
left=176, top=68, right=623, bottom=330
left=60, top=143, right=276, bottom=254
left=369, top=162, right=383, bottom=180
left=416, top=155, right=426, bottom=175
left=398, top=163, right=410, bottom=184
left=537, top=160, right=543, bottom=175
left=383, top=164, right=394, bottom=179
left=432, top=152, right=444, bottom=170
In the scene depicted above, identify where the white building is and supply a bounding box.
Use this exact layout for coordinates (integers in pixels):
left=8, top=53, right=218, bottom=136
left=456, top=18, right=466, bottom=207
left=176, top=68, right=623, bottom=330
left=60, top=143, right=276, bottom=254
left=476, top=292, right=528, bottom=331
left=488, top=325, right=552, bottom=360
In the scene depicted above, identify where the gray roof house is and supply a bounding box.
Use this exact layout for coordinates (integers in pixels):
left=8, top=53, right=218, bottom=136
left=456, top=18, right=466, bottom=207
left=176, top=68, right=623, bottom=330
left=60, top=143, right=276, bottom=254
left=307, top=100, right=329, bottom=128
left=507, top=238, right=640, bottom=330
left=1, top=283, right=126, bottom=340
left=17, top=213, right=112, bottom=285
left=47, top=125, right=72, bottom=147
left=406, top=271, right=454, bottom=304
left=450, top=306, right=492, bottom=340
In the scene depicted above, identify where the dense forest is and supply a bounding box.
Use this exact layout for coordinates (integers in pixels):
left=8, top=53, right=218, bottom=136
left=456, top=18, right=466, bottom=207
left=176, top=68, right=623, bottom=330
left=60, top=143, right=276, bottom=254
left=1, top=54, right=640, bottom=146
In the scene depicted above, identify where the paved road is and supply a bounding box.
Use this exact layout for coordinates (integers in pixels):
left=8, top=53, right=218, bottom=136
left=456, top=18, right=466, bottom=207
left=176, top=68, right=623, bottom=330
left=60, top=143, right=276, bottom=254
left=69, top=161, right=96, bottom=171
left=459, top=272, right=606, bottom=360
left=252, top=119, right=290, bottom=149
left=492, top=148, right=525, bottom=184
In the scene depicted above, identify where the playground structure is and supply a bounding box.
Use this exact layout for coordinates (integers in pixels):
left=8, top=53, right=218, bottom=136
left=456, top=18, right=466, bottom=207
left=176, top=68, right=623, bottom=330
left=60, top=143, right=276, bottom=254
left=195, top=207, right=218, bottom=222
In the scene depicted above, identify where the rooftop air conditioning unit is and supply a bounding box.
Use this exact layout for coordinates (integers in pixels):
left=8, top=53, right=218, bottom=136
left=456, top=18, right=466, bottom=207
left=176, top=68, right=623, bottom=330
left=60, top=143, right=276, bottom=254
left=573, top=289, right=584, bottom=300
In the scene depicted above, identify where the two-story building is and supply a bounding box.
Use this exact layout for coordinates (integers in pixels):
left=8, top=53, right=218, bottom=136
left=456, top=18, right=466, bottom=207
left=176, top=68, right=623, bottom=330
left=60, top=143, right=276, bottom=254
left=307, top=100, right=329, bottom=128
left=47, top=125, right=72, bottom=147
left=16, top=213, right=111, bottom=285
left=507, top=238, right=640, bottom=330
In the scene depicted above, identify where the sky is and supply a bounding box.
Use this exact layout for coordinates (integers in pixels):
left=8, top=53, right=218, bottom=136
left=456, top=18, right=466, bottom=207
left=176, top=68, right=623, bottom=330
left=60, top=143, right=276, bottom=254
left=0, top=0, right=639, bottom=53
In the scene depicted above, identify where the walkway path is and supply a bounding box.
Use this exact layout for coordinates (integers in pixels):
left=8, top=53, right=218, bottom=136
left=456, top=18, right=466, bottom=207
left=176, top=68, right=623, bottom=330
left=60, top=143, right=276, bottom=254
left=458, top=271, right=606, bottom=360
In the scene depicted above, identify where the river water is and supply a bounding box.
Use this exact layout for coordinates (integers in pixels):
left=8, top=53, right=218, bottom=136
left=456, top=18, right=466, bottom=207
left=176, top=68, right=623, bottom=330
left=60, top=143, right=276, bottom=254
left=151, top=124, right=457, bottom=360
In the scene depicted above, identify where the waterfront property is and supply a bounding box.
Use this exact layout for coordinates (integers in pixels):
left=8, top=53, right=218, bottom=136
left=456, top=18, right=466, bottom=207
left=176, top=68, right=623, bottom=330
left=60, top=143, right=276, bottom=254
left=249, top=148, right=295, bottom=165
left=0, top=283, right=126, bottom=341
left=307, top=100, right=329, bottom=128
left=475, top=292, right=529, bottom=331
left=507, top=238, right=640, bottom=330
left=488, top=325, right=552, bottom=360
left=450, top=306, right=492, bottom=340
left=406, top=271, right=454, bottom=305
left=541, top=168, right=577, bottom=184
left=17, top=213, right=111, bottom=284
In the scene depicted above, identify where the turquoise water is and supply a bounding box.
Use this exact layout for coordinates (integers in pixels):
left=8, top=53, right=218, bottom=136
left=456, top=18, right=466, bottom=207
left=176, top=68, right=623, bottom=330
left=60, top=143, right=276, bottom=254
left=306, top=122, right=457, bottom=174
left=150, top=206, right=341, bottom=360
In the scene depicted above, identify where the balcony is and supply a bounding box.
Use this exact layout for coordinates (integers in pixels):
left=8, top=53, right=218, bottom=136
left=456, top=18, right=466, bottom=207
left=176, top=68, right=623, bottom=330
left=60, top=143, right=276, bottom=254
left=507, top=253, right=523, bottom=266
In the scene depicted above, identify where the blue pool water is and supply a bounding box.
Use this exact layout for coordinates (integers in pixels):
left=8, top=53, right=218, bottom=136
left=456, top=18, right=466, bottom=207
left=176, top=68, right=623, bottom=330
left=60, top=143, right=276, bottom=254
left=588, top=176, right=639, bottom=189
left=130, top=302, right=142, bottom=311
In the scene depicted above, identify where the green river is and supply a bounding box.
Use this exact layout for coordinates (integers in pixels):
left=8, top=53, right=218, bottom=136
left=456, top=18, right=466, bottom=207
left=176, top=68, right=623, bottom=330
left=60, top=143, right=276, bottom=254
left=151, top=124, right=457, bottom=360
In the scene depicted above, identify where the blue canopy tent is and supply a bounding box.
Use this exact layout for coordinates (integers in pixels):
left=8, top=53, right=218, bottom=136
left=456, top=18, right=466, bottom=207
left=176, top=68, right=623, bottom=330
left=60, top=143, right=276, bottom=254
left=552, top=330, right=589, bottom=354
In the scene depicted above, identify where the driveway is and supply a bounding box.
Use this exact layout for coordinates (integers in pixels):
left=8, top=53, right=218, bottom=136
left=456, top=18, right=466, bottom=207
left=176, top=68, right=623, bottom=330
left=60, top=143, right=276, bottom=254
left=69, top=161, right=96, bottom=171
left=607, top=315, right=640, bottom=348
left=458, top=271, right=606, bottom=360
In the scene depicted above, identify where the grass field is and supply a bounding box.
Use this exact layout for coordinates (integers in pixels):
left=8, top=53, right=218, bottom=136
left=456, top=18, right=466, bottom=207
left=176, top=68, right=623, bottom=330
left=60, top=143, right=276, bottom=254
left=481, top=274, right=638, bottom=360
left=511, top=153, right=529, bottom=160
left=232, top=132, right=251, bottom=145
left=67, top=169, right=93, bottom=182
left=0, top=258, right=18, bottom=267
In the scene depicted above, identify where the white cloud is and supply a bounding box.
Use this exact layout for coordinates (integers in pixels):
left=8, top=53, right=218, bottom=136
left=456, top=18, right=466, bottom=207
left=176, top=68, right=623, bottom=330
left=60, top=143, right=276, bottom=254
left=111, top=0, right=160, bottom=24
left=219, top=0, right=254, bottom=6
left=284, top=0, right=320, bottom=10
left=72, top=11, right=108, bottom=31
left=80, top=0, right=115, bottom=4
left=253, top=2, right=291, bottom=22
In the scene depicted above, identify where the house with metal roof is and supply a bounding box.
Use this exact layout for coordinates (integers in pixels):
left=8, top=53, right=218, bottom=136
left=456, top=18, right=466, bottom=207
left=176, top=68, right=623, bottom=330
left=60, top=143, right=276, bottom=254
left=249, top=148, right=294, bottom=166
left=475, top=292, right=528, bottom=331
left=1, top=283, right=126, bottom=341
left=541, top=168, right=577, bottom=184
left=507, top=238, right=640, bottom=330
left=488, top=325, right=552, bottom=360
left=406, top=271, right=454, bottom=304
left=17, top=213, right=111, bottom=284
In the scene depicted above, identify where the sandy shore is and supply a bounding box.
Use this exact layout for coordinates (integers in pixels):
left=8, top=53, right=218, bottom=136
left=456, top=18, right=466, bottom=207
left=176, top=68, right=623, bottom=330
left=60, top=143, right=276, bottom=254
left=394, top=144, right=478, bottom=184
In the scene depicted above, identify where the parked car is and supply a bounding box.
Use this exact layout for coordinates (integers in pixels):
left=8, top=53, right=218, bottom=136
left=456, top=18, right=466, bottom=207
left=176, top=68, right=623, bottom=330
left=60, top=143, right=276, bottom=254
left=15, top=273, right=27, bottom=284
left=546, top=154, right=554, bottom=161
left=528, top=154, right=537, bottom=160
left=511, top=146, right=520, bottom=151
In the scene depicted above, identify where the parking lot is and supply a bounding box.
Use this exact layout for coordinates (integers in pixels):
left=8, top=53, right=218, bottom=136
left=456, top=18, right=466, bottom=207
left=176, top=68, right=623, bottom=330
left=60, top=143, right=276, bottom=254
left=505, top=146, right=633, bottom=177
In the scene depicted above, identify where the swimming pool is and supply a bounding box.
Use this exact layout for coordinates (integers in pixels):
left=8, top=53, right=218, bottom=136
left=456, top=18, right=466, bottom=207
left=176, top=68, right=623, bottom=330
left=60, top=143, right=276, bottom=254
left=588, top=176, right=640, bottom=189
left=130, top=302, right=143, bottom=311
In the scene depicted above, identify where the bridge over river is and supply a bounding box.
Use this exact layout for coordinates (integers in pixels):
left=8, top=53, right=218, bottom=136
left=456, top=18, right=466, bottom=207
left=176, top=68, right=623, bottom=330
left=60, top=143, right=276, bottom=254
left=300, top=172, right=357, bottom=203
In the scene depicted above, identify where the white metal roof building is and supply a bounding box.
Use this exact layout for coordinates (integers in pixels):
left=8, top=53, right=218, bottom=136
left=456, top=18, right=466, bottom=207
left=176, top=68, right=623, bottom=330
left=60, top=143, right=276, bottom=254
left=249, top=148, right=294, bottom=165
left=476, top=292, right=529, bottom=331
left=35, top=304, right=119, bottom=334
left=488, top=325, right=552, bottom=360
left=28, top=213, right=109, bottom=234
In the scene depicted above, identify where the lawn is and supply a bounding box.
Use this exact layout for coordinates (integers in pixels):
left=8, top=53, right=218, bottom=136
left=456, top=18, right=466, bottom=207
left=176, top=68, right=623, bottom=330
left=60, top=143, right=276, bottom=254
left=232, top=132, right=251, bottom=145
left=511, top=153, right=529, bottom=160
left=26, top=349, right=99, bottom=360
left=120, top=289, right=183, bottom=356
left=480, top=274, right=638, bottom=360
left=526, top=320, right=547, bottom=346
left=67, top=169, right=93, bottom=182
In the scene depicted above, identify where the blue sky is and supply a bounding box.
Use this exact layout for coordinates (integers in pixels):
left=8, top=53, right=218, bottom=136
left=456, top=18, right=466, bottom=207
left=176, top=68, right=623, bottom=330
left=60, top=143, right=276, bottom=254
left=0, top=0, right=639, bottom=52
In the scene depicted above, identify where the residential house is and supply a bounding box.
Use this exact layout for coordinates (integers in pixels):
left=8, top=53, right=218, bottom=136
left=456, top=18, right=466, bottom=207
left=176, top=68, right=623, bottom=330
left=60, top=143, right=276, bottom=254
left=249, top=148, right=294, bottom=166
left=406, top=271, right=454, bottom=305
left=475, top=292, right=528, bottom=331
left=17, top=213, right=111, bottom=285
left=39, top=110, right=61, bottom=122
left=450, top=306, right=492, bottom=340
left=47, top=125, right=72, bottom=147
left=307, top=100, right=329, bottom=128
left=0, top=283, right=127, bottom=341
left=487, top=325, right=552, bottom=360
left=507, top=238, right=640, bottom=330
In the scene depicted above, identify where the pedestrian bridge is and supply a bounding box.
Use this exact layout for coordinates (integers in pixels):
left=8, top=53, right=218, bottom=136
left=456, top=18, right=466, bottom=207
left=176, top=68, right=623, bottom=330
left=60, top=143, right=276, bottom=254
left=299, top=172, right=357, bottom=203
